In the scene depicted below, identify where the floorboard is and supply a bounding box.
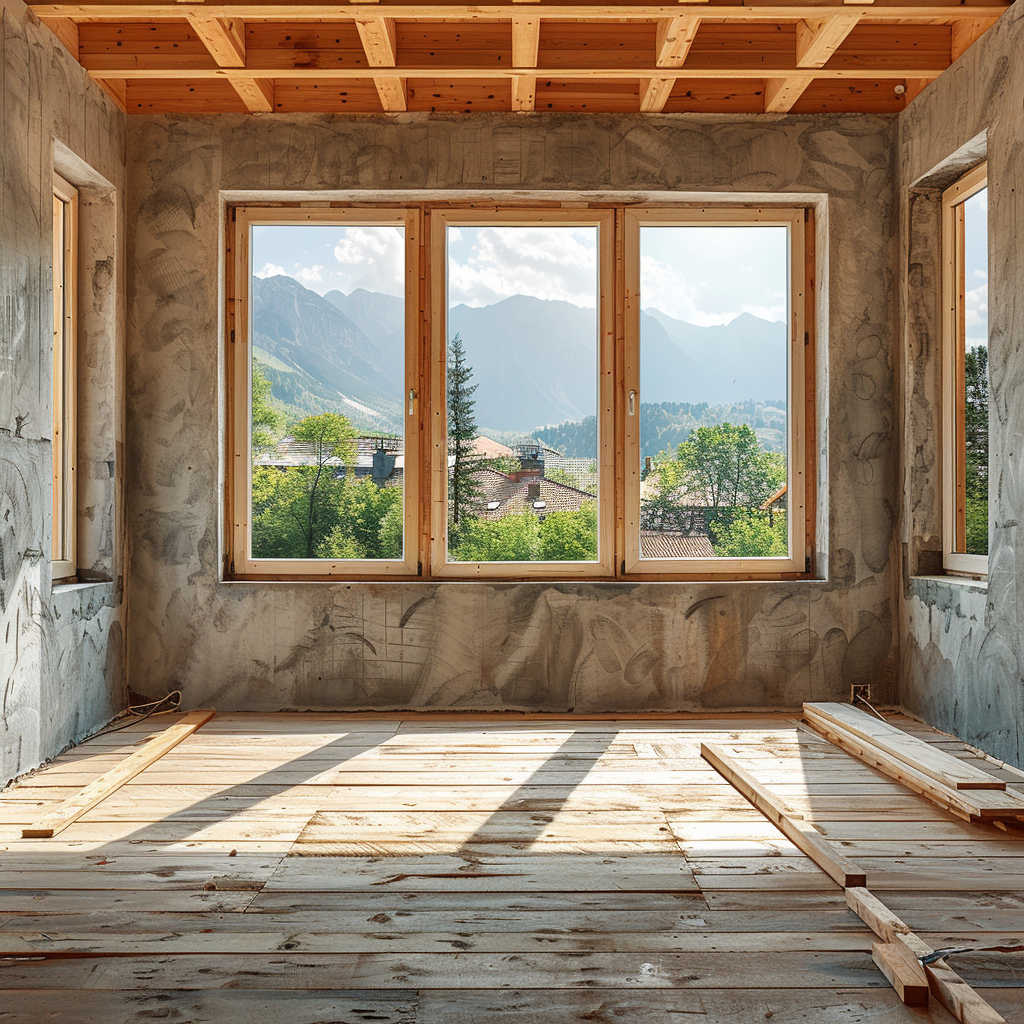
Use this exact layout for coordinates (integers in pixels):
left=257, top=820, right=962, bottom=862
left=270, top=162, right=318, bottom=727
left=2, top=711, right=1020, bottom=1020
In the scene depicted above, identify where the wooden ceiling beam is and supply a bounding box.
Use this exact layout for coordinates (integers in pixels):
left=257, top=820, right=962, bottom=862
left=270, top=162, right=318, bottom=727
left=84, top=59, right=951, bottom=80
left=511, top=13, right=539, bottom=110
left=230, top=76, right=274, bottom=110
left=26, top=3, right=1013, bottom=24
left=640, top=77, right=674, bottom=111
left=764, top=74, right=813, bottom=111
left=186, top=13, right=246, bottom=66
left=655, top=14, right=701, bottom=67
left=354, top=17, right=406, bottom=112
left=94, top=75, right=127, bottom=110
left=39, top=16, right=80, bottom=56
left=795, top=12, right=860, bottom=66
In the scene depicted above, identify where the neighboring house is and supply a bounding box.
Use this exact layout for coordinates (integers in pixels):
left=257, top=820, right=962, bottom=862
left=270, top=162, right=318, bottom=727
left=472, top=467, right=595, bottom=522
left=640, top=531, right=716, bottom=559
left=255, top=436, right=404, bottom=485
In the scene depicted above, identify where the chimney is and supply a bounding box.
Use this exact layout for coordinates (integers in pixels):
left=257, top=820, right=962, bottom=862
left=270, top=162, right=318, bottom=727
left=527, top=482, right=540, bottom=500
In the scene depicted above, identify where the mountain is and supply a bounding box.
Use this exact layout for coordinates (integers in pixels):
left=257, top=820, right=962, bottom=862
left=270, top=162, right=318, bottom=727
left=252, top=276, right=789, bottom=439
left=252, top=275, right=403, bottom=431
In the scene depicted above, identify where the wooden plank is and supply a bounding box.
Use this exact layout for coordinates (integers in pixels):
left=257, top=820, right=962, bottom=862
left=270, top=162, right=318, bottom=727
left=511, top=14, right=539, bottom=66
left=230, top=76, right=274, bottom=111
left=700, top=742, right=866, bottom=887
left=871, top=940, right=930, bottom=1006
left=951, top=17, right=999, bottom=60
left=764, top=75, right=814, bottom=112
left=21, top=710, right=216, bottom=839
left=795, top=13, right=861, bottom=67
left=802, top=711, right=1024, bottom=819
left=186, top=13, right=246, bottom=65
left=355, top=15, right=397, bottom=65
left=804, top=704, right=1007, bottom=790
left=94, top=76, right=127, bottom=110
left=639, top=77, right=674, bottom=111
left=372, top=75, right=406, bottom=111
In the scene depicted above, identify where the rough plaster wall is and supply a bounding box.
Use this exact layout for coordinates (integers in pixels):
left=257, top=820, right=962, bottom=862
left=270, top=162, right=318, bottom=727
left=127, top=112, right=899, bottom=713
left=0, top=0, right=127, bottom=782
left=898, top=3, right=1024, bottom=766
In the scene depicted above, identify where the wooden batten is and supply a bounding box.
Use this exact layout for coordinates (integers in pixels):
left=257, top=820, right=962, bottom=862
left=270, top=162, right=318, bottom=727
left=94, top=75, right=127, bottom=110
left=230, top=76, right=274, bottom=111
left=356, top=16, right=398, bottom=66
left=871, top=941, right=930, bottom=1006
left=511, top=73, right=536, bottom=111
left=40, top=15, right=80, bottom=56
left=655, top=14, right=701, bottom=66
left=639, top=76, right=674, bottom=112
left=187, top=13, right=246, bottom=66
left=951, top=18, right=999, bottom=60
left=374, top=74, right=407, bottom=111
left=511, top=14, right=540, bottom=67
left=763, top=75, right=813, bottom=112
left=795, top=13, right=860, bottom=67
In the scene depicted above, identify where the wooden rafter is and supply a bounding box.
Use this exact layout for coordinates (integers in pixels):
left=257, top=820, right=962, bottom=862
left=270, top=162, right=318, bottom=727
left=231, top=76, right=275, bottom=111
left=951, top=16, right=999, bottom=59
left=355, top=16, right=407, bottom=111
left=186, top=13, right=245, bottom=66
left=511, top=14, right=539, bottom=110
left=764, top=74, right=814, bottom=112
left=655, top=14, right=701, bottom=66
left=39, top=15, right=79, bottom=55
left=795, top=13, right=861, bottom=66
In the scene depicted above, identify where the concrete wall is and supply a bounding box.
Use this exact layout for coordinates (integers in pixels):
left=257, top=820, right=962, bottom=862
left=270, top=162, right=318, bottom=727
left=0, top=0, right=127, bottom=782
left=126, top=112, right=900, bottom=713
left=897, top=3, right=1024, bottom=766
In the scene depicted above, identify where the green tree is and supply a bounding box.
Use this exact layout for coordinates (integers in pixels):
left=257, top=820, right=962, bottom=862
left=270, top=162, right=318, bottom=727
left=656, top=423, right=784, bottom=508
left=451, top=513, right=539, bottom=562
left=281, top=413, right=357, bottom=558
left=712, top=509, right=787, bottom=558
left=963, top=344, right=988, bottom=555
left=252, top=360, right=285, bottom=453
left=537, top=503, right=598, bottom=561
left=320, top=479, right=402, bottom=559
left=447, top=333, right=482, bottom=529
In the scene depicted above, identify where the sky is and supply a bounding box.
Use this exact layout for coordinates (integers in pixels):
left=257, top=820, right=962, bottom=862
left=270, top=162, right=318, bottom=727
left=963, top=188, right=988, bottom=350
left=251, top=221, right=792, bottom=327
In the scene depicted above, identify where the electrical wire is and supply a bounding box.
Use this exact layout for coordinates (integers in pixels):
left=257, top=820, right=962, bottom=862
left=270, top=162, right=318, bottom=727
left=852, top=691, right=889, bottom=723
left=920, top=944, right=1024, bottom=965
left=92, top=690, right=183, bottom=737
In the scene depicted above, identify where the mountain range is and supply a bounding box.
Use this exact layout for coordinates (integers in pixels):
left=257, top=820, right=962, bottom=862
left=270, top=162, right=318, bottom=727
left=251, top=274, right=788, bottom=436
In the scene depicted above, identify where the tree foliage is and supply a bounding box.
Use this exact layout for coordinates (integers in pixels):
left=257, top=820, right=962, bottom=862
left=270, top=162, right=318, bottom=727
left=963, top=344, right=988, bottom=555
left=712, top=510, right=787, bottom=558
left=252, top=360, right=286, bottom=453
left=447, top=333, right=483, bottom=528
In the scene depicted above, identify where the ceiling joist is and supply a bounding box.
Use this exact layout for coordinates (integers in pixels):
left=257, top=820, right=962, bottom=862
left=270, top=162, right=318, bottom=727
left=354, top=16, right=407, bottom=110
left=795, top=13, right=860, bottom=66
left=187, top=14, right=246, bottom=66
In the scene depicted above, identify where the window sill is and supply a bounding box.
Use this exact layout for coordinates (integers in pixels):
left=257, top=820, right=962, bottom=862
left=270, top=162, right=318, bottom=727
left=910, top=574, right=988, bottom=596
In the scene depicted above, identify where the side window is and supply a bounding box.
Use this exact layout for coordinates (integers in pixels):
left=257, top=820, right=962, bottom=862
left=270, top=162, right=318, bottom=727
left=52, top=174, right=78, bottom=582
left=942, top=164, right=988, bottom=574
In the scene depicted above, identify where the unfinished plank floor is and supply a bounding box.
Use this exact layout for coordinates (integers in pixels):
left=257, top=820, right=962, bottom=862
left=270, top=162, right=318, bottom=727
left=1, top=713, right=1022, bottom=1022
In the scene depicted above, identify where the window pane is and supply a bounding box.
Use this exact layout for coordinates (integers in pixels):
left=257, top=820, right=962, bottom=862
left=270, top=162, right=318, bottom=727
left=959, top=188, right=988, bottom=555
left=445, top=225, right=600, bottom=563
left=248, top=224, right=406, bottom=561
left=637, top=225, right=790, bottom=560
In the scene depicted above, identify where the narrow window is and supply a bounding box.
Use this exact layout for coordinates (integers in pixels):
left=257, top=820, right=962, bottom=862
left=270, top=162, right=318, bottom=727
left=623, top=208, right=808, bottom=576
left=229, top=208, right=420, bottom=578
left=942, top=164, right=988, bottom=574
left=429, top=210, right=615, bottom=577
left=52, top=174, right=78, bottom=581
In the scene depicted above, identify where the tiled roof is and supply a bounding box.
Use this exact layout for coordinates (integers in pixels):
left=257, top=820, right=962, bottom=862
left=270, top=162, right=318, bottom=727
left=471, top=469, right=595, bottom=521
left=640, top=531, right=716, bottom=559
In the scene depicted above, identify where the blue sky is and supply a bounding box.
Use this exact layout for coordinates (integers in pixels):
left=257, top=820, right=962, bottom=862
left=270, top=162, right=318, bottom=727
left=963, top=188, right=988, bottom=350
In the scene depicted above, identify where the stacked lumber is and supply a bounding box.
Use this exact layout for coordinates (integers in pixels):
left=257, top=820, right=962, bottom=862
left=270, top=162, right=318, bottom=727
left=803, top=703, right=1024, bottom=823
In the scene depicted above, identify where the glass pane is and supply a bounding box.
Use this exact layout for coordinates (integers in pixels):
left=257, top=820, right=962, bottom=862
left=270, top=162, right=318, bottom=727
left=959, top=188, right=988, bottom=555
left=445, top=225, right=600, bottom=563
left=248, top=223, right=406, bottom=561
left=637, top=225, right=790, bottom=560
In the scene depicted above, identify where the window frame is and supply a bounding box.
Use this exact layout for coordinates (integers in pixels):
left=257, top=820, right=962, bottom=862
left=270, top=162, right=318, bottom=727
left=941, top=163, right=988, bottom=577
left=428, top=208, right=616, bottom=579
left=52, top=173, right=78, bottom=582
left=225, top=200, right=816, bottom=582
left=622, top=206, right=810, bottom=578
left=227, top=205, right=422, bottom=579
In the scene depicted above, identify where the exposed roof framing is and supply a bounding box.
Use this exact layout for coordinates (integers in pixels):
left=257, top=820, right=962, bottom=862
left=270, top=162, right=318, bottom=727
left=32, top=1, right=1011, bottom=115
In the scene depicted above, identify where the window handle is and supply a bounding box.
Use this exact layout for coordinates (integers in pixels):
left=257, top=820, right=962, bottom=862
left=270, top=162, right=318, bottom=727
left=408, top=388, right=417, bottom=416
left=628, top=389, right=636, bottom=416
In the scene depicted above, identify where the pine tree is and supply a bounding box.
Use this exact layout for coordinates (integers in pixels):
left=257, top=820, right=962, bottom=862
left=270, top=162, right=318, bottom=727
left=447, top=333, right=482, bottom=528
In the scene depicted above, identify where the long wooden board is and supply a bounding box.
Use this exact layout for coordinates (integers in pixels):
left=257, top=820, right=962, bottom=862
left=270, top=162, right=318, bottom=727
left=21, top=710, right=216, bottom=838
left=700, top=742, right=865, bottom=887
left=804, top=704, right=1006, bottom=790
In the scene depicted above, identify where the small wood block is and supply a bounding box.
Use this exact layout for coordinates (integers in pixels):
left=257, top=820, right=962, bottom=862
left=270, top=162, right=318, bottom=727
left=924, top=958, right=1007, bottom=1024
left=872, top=940, right=929, bottom=1006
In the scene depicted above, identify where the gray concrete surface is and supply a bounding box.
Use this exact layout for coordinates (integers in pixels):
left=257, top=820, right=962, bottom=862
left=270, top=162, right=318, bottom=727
left=0, top=0, right=126, bottom=783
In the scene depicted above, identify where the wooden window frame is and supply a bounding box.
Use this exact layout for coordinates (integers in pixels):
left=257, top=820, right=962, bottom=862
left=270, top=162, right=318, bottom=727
left=941, top=163, right=988, bottom=577
left=52, top=173, right=78, bottom=582
left=225, top=200, right=816, bottom=582
left=227, top=206, right=422, bottom=579
left=622, top=206, right=811, bottom=578
left=429, top=208, right=616, bottom=579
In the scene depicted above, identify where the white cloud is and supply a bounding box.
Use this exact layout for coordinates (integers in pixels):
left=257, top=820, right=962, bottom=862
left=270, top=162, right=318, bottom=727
left=254, top=262, right=287, bottom=279
left=965, top=279, right=988, bottom=347
left=447, top=227, right=598, bottom=308
left=332, top=227, right=405, bottom=296
left=293, top=264, right=324, bottom=284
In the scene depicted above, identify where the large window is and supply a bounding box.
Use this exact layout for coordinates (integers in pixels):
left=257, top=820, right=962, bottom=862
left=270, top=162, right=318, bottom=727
left=227, top=203, right=813, bottom=581
left=52, top=173, right=78, bottom=582
left=942, top=164, right=988, bottom=575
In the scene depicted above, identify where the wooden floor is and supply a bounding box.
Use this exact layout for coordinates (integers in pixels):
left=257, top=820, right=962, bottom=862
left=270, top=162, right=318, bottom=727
left=1, top=712, right=1022, bottom=1022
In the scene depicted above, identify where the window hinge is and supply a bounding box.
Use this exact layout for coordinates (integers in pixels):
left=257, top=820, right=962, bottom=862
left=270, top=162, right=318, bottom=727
left=805, top=555, right=811, bottom=574
left=417, top=561, right=423, bottom=576
left=804, top=331, right=809, bottom=346
left=621, top=559, right=626, bottom=575
left=231, top=208, right=236, bottom=222
left=230, top=329, right=235, bottom=344
left=229, top=559, right=235, bottom=576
